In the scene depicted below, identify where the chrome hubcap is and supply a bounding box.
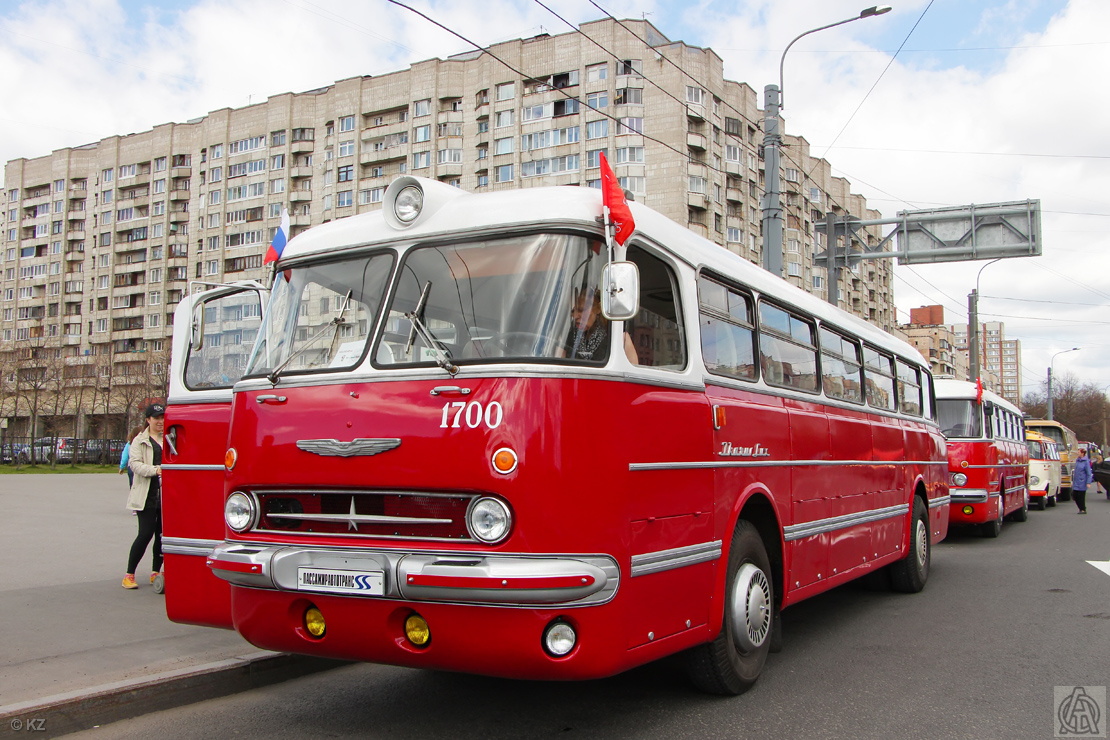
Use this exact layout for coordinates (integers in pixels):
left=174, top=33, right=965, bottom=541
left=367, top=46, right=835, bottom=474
left=731, top=563, right=771, bottom=651
left=915, top=518, right=928, bottom=568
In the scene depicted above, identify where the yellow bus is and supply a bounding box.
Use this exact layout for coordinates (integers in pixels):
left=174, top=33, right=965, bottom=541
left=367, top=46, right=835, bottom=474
left=1024, top=420, right=1079, bottom=500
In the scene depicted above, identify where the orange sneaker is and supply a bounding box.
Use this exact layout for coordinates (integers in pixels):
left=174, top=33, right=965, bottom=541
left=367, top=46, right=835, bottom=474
left=150, top=572, right=158, bottom=584
left=122, top=574, right=138, bottom=589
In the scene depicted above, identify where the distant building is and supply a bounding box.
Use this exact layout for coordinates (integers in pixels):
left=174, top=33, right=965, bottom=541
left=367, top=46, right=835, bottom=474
left=1, top=18, right=894, bottom=437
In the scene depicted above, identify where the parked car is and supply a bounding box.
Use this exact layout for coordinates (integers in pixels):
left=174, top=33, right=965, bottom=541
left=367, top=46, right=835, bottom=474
left=24, top=437, right=80, bottom=464
left=0, top=442, right=29, bottom=464
left=83, top=438, right=127, bottom=464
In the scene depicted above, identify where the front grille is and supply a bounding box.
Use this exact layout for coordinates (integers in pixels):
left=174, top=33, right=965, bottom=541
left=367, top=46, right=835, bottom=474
left=252, top=489, right=475, bottom=541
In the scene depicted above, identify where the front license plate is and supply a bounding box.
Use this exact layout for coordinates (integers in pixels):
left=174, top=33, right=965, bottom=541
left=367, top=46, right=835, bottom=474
left=296, top=567, right=385, bottom=595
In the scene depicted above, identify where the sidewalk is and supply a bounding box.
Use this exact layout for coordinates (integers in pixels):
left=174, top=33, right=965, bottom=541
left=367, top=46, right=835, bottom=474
left=0, top=474, right=341, bottom=735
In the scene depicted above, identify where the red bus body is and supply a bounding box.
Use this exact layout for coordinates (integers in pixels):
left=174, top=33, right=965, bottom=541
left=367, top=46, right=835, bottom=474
left=935, top=379, right=1028, bottom=537
left=162, top=178, right=948, bottom=690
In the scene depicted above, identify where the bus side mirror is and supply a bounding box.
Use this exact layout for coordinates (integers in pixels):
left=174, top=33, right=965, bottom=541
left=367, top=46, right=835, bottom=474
left=601, top=261, right=639, bottom=321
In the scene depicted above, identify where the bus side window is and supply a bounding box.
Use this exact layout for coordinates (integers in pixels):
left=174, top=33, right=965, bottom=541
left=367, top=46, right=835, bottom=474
left=697, top=274, right=756, bottom=381
left=896, top=359, right=922, bottom=416
left=627, top=246, right=686, bottom=369
left=862, top=346, right=895, bottom=411
left=818, top=326, right=863, bottom=403
left=758, top=302, right=818, bottom=393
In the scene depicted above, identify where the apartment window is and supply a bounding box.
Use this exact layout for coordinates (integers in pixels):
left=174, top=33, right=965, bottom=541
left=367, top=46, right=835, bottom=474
left=727, top=227, right=742, bottom=243
left=495, top=164, right=513, bottom=183
left=337, top=165, right=354, bottom=182
left=495, top=82, right=514, bottom=101
left=437, top=149, right=462, bottom=164
left=414, top=125, right=431, bottom=143
left=585, top=63, right=607, bottom=82
left=494, top=137, right=514, bottom=155
left=412, top=151, right=430, bottom=169
left=359, top=188, right=384, bottom=205
left=585, top=149, right=606, bottom=168
left=339, top=115, right=355, bottom=132
left=270, top=178, right=285, bottom=194
left=338, top=140, right=354, bottom=157
left=586, top=91, right=608, bottom=109
left=615, top=88, right=642, bottom=105
left=617, top=59, right=642, bottom=76
left=495, top=110, right=514, bottom=128
left=102, top=168, right=113, bottom=183
left=618, top=117, right=643, bottom=134
left=585, top=120, right=608, bottom=140
left=615, top=146, right=644, bottom=163
left=619, top=176, right=645, bottom=195
left=271, top=130, right=287, bottom=146
left=413, top=99, right=430, bottom=117
left=477, top=147, right=488, bottom=160
left=337, top=190, right=353, bottom=207
left=686, top=86, right=705, bottom=104
left=476, top=174, right=489, bottom=187
left=689, top=176, right=706, bottom=194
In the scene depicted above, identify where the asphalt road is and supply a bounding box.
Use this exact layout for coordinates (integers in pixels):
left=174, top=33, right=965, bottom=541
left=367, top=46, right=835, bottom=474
left=64, top=490, right=1110, bottom=740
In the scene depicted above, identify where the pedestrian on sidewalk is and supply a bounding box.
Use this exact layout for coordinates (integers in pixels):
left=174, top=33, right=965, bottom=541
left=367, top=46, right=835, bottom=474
left=1071, top=447, right=1093, bottom=514
left=123, top=404, right=166, bottom=591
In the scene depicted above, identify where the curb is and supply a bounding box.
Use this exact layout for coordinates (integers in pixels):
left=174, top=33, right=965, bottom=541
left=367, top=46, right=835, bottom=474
left=0, top=652, right=347, bottom=738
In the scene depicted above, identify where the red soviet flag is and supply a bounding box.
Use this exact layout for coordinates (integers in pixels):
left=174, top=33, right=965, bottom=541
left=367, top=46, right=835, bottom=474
left=599, top=152, right=635, bottom=246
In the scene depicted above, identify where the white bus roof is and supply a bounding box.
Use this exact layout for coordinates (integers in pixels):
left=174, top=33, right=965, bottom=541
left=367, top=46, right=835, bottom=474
left=934, top=378, right=1022, bottom=416
left=280, top=178, right=928, bottom=369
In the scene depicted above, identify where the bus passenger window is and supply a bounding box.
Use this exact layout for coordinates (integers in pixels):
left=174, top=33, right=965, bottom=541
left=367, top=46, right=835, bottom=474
left=818, top=327, right=863, bottom=403
left=862, top=346, right=896, bottom=411
left=697, top=274, right=756, bottom=381
left=626, top=246, right=686, bottom=369
left=758, top=302, right=818, bottom=392
left=896, top=359, right=922, bottom=415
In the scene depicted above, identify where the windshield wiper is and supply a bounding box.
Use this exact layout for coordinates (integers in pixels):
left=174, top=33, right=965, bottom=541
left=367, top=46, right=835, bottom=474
left=403, top=281, right=458, bottom=376
left=268, top=291, right=352, bottom=385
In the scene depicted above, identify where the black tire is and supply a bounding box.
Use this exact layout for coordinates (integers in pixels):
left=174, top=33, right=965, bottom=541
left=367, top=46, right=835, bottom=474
left=890, top=496, right=930, bottom=593
left=1046, top=489, right=1057, bottom=508
left=1008, top=491, right=1028, bottom=522
left=1059, top=487, right=1072, bottom=502
left=980, top=503, right=1003, bottom=538
left=685, top=520, right=774, bottom=695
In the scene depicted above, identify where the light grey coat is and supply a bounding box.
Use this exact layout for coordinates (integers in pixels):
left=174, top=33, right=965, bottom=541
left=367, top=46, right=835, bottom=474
left=125, top=429, right=163, bottom=510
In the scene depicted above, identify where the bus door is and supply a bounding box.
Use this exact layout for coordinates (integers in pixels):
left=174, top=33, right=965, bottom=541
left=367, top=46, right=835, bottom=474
left=162, top=282, right=266, bottom=628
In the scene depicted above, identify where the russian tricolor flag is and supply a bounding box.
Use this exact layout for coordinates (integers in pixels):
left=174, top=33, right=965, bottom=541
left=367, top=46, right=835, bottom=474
left=264, top=207, right=290, bottom=265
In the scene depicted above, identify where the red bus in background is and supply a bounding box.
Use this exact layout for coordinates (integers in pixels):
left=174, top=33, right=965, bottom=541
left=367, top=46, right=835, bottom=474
left=936, top=379, right=1029, bottom=537
left=161, top=177, right=949, bottom=695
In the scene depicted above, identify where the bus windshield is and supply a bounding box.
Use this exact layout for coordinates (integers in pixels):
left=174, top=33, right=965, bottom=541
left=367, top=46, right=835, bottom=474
left=245, top=252, right=394, bottom=378
left=376, top=232, right=609, bottom=366
left=1030, top=425, right=1064, bottom=446
left=937, top=399, right=982, bottom=438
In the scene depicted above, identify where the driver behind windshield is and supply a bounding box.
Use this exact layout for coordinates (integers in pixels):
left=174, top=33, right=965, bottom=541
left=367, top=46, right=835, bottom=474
left=561, top=287, right=638, bottom=363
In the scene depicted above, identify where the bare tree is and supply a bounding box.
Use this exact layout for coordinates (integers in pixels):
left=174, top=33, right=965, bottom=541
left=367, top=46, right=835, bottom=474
left=1023, top=371, right=1110, bottom=444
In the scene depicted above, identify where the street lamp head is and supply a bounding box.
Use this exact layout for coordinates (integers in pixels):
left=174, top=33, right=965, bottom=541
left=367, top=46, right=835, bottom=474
left=861, top=5, right=893, bottom=18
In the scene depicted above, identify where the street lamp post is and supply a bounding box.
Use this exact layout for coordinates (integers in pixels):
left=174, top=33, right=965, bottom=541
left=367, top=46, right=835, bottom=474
left=967, top=257, right=1001, bottom=383
left=1046, top=347, right=1080, bottom=420
left=761, top=5, right=892, bottom=278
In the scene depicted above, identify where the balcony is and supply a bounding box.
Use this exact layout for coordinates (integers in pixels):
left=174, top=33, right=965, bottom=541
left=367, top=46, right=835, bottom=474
left=289, top=166, right=313, bottom=179
left=68, top=185, right=87, bottom=199
left=725, top=160, right=743, bottom=176
left=291, top=140, right=314, bottom=154
left=290, top=191, right=312, bottom=202
left=687, top=132, right=707, bottom=151
left=686, top=102, right=706, bottom=121
left=360, top=148, right=406, bottom=165
left=169, top=211, right=189, bottom=223
left=66, top=229, right=86, bottom=241
left=687, top=192, right=709, bottom=210
left=290, top=214, right=312, bottom=227
left=435, top=162, right=463, bottom=178
left=726, top=187, right=743, bottom=203
left=168, top=189, right=190, bottom=201
left=170, top=166, right=191, bottom=178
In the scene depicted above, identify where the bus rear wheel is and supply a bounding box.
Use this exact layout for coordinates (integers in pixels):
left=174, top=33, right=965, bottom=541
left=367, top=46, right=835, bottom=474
left=890, top=496, right=930, bottom=593
left=685, top=520, right=774, bottom=695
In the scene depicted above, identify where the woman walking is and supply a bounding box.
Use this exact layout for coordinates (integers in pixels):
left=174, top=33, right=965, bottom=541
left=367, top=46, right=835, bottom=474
left=1072, top=447, right=1094, bottom=515
left=123, top=404, right=166, bottom=592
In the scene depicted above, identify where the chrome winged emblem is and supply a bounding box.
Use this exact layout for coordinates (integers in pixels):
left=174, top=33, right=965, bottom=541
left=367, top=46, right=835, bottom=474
left=296, top=438, right=402, bottom=457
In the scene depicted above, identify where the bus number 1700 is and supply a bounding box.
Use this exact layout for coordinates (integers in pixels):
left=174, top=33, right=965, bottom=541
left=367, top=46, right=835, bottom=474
left=439, top=401, right=504, bottom=430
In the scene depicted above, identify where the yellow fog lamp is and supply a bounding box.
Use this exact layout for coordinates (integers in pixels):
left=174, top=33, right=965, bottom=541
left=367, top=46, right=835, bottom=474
left=304, top=606, right=326, bottom=638
left=404, top=613, right=431, bottom=647
left=962, top=505, right=974, bottom=516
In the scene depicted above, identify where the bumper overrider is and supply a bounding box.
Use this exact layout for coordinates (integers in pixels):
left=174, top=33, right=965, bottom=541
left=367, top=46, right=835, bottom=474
left=206, top=542, right=620, bottom=607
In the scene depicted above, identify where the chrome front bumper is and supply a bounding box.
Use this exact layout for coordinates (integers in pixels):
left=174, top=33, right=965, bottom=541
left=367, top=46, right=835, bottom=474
left=950, top=488, right=991, bottom=504
left=205, top=542, right=620, bottom=608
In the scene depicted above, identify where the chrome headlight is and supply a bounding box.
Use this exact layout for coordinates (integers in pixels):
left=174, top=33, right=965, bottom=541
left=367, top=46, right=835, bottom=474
left=394, top=185, right=423, bottom=223
left=951, top=472, right=968, bottom=487
left=224, top=491, right=256, bottom=532
left=467, top=497, right=511, bottom=543
left=1029, top=475, right=1041, bottom=486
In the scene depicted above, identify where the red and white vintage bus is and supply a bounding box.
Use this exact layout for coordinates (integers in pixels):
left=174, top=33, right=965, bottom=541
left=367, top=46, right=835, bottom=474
left=161, top=177, right=948, bottom=694
left=936, top=378, right=1029, bottom=537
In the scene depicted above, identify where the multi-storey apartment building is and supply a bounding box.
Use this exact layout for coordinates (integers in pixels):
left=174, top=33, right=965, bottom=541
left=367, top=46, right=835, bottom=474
left=0, top=18, right=895, bottom=438
left=909, top=311, right=1021, bottom=407
left=901, top=305, right=967, bottom=381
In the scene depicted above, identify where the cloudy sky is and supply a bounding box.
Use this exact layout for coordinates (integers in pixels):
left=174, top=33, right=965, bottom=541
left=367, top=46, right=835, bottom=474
left=1, top=0, right=1106, bottom=397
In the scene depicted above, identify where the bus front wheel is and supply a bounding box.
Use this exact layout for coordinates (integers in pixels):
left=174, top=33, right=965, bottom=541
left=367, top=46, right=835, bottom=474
left=890, top=496, right=930, bottom=593
left=685, top=520, right=773, bottom=695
